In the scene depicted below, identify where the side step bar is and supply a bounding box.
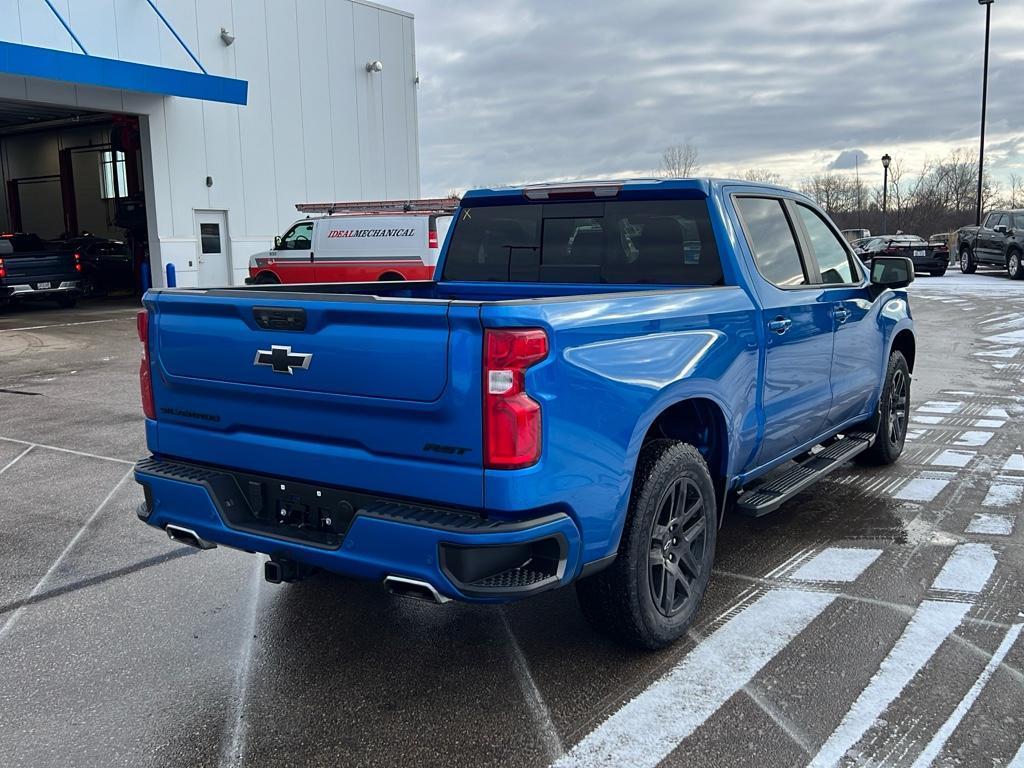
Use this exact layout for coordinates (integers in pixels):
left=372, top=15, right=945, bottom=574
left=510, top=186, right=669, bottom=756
left=735, top=432, right=875, bottom=517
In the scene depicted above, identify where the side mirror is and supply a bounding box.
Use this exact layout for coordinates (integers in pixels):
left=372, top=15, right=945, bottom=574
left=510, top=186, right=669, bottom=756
left=994, top=224, right=1008, bottom=235
left=273, top=235, right=282, bottom=249
left=870, top=256, right=914, bottom=290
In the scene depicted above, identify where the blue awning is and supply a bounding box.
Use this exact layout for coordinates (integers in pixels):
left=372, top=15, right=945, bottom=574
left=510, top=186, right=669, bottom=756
left=0, top=41, right=248, bottom=106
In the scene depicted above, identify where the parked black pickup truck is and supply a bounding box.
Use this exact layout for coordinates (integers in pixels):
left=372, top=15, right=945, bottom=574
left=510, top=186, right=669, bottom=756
left=957, top=209, right=1024, bottom=279
left=0, top=233, right=82, bottom=308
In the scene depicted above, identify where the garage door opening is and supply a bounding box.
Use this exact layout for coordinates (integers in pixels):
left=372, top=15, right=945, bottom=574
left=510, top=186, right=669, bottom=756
left=0, top=99, right=152, bottom=302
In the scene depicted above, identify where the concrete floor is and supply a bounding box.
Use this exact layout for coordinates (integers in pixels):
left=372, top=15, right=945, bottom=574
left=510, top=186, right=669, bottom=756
left=0, top=272, right=1022, bottom=768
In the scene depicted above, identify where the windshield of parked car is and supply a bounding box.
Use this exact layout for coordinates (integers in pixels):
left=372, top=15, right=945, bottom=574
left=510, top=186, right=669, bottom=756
left=442, top=199, right=722, bottom=284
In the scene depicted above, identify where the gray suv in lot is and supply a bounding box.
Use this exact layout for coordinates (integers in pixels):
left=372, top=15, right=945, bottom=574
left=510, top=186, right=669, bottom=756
left=957, top=210, right=1024, bottom=279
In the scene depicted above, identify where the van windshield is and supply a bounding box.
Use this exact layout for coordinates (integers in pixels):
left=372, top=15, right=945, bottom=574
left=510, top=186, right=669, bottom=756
left=442, top=199, right=722, bottom=285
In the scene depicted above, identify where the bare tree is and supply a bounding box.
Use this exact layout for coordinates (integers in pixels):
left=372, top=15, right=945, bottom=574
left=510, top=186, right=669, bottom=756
left=445, top=188, right=462, bottom=201
left=740, top=168, right=782, bottom=184
left=660, top=143, right=700, bottom=178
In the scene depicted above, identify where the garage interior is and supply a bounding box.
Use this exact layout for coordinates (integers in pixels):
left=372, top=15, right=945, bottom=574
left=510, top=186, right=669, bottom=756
left=0, top=98, right=150, bottom=297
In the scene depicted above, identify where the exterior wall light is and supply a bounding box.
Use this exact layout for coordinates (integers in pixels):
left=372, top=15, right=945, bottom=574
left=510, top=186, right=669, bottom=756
left=220, top=27, right=235, bottom=46
left=366, top=60, right=383, bottom=73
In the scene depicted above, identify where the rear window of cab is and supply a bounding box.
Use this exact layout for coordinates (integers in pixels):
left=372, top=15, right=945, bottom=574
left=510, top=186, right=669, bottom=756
left=441, top=199, right=722, bottom=285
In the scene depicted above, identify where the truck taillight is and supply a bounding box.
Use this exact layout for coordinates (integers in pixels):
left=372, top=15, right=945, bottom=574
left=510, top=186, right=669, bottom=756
left=137, top=310, right=156, bottom=420
left=0, top=257, right=5, bottom=279
left=73, top=251, right=82, bottom=272
left=428, top=228, right=439, bottom=248
left=483, top=328, right=547, bottom=469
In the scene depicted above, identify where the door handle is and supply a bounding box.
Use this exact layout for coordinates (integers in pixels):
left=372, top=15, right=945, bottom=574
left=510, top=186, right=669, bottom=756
left=767, top=317, right=792, bottom=335
left=834, top=307, right=851, bottom=323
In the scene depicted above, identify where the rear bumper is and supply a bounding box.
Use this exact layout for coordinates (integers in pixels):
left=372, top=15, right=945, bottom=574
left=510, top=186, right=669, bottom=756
left=134, top=456, right=583, bottom=602
left=1, top=281, right=80, bottom=298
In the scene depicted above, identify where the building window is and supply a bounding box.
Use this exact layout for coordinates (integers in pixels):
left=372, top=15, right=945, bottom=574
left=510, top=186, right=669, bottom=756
left=99, top=150, right=128, bottom=199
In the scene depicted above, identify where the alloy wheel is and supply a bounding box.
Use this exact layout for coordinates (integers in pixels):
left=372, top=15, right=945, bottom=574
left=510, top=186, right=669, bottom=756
left=888, top=368, right=908, bottom=446
left=648, top=478, right=707, bottom=617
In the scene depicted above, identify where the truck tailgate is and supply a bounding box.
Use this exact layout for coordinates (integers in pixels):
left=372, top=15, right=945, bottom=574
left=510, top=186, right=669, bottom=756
left=4, top=252, right=76, bottom=282
left=147, top=291, right=484, bottom=508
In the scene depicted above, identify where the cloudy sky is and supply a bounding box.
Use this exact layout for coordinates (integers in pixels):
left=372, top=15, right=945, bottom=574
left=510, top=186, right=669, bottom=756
left=397, top=0, right=1024, bottom=196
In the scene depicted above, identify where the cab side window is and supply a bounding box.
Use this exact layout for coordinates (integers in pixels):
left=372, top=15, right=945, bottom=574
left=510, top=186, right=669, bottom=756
left=280, top=222, right=313, bottom=250
left=794, top=204, right=856, bottom=284
left=984, top=213, right=1003, bottom=229
left=735, top=197, right=809, bottom=288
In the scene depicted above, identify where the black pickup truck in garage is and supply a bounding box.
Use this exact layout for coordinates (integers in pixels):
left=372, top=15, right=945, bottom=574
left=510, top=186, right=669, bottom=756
left=0, top=233, right=82, bottom=309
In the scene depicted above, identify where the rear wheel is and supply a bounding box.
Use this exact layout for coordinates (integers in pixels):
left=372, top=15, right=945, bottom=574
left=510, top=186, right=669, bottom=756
left=960, top=246, right=977, bottom=274
left=855, top=350, right=909, bottom=466
left=1007, top=250, right=1024, bottom=280
left=929, top=267, right=947, bottom=277
left=576, top=440, right=716, bottom=649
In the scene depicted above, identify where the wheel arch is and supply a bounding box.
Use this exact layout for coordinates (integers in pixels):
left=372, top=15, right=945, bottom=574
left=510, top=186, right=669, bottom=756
left=253, top=270, right=281, bottom=284
left=890, top=328, right=916, bottom=372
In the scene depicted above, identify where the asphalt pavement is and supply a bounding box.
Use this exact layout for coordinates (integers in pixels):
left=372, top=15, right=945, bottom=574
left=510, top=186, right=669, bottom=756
left=1, top=271, right=1022, bottom=768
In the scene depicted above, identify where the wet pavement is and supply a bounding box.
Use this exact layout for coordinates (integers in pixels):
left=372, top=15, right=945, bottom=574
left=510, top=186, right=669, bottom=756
left=1, top=275, right=1022, bottom=768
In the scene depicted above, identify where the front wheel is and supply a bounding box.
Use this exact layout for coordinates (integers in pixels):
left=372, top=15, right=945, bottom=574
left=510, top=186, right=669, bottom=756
left=929, top=267, right=947, bottom=277
left=1007, top=251, right=1024, bottom=280
left=856, top=350, right=910, bottom=466
left=960, top=247, right=977, bottom=274
left=576, top=440, right=717, bottom=650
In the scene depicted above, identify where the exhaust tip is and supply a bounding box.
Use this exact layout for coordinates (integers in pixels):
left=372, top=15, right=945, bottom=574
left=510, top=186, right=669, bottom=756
left=383, top=575, right=449, bottom=604
left=165, top=524, right=216, bottom=550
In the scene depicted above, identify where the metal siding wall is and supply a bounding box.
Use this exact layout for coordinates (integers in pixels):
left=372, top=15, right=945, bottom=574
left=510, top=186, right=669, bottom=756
left=0, top=1, right=23, bottom=44
left=352, top=2, right=385, bottom=199
left=325, top=0, right=362, bottom=200
left=297, top=0, right=335, bottom=204
left=379, top=10, right=408, bottom=198
left=112, top=0, right=161, bottom=65
left=67, top=0, right=118, bottom=57
left=403, top=15, right=420, bottom=197
left=17, top=0, right=74, bottom=51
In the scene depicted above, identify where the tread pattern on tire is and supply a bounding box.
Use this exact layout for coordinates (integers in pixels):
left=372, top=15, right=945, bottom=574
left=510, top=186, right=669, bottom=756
left=576, top=440, right=714, bottom=649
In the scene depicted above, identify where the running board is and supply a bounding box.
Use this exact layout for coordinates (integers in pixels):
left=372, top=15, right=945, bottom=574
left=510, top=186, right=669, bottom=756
left=735, top=432, right=875, bottom=517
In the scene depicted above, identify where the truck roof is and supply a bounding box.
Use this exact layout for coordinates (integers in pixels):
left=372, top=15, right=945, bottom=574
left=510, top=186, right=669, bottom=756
left=461, top=177, right=803, bottom=202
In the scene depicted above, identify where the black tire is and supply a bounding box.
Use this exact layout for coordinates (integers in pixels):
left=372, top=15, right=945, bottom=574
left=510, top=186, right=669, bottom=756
left=855, top=350, right=910, bottom=466
left=56, top=295, right=78, bottom=309
left=929, top=267, right=947, bottom=277
left=378, top=272, right=405, bottom=281
left=1007, top=250, right=1024, bottom=280
left=254, top=272, right=280, bottom=285
left=576, top=440, right=717, bottom=650
left=959, top=246, right=977, bottom=274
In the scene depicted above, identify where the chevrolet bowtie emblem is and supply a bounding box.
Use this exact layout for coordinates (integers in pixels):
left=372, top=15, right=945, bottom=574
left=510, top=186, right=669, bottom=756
left=254, top=345, right=312, bottom=374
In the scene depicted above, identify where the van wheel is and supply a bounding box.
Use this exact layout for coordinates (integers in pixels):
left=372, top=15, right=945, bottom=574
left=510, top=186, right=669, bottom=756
left=960, top=247, right=977, bottom=274
left=576, top=440, right=716, bottom=649
left=254, top=272, right=280, bottom=285
left=378, top=272, right=405, bottom=281
left=855, top=350, right=910, bottom=466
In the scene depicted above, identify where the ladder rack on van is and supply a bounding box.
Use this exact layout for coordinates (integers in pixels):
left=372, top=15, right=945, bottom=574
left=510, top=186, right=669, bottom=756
left=295, top=198, right=459, bottom=216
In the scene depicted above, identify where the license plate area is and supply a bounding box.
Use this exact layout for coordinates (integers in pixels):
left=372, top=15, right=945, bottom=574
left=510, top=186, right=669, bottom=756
left=205, top=469, right=371, bottom=549
left=36, top=281, right=51, bottom=290
left=913, top=250, right=925, bottom=258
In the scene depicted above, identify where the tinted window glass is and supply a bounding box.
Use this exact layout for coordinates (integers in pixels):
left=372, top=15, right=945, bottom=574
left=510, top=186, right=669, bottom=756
left=985, top=213, right=1003, bottom=229
left=200, top=223, right=221, bottom=254
left=795, top=204, right=855, bottom=284
left=735, top=197, right=808, bottom=287
left=442, top=199, right=722, bottom=284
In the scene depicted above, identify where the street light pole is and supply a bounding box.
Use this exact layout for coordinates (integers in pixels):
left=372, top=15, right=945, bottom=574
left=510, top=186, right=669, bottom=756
left=976, top=0, right=994, bottom=226
left=881, top=153, right=891, bottom=235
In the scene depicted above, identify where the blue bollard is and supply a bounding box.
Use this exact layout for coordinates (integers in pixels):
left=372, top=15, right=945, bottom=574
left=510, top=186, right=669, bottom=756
left=140, top=261, right=151, bottom=293
left=166, top=262, right=177, bottom=288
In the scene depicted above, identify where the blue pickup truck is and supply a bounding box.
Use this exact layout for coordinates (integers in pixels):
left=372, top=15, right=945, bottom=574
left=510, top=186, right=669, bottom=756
left=134, top=179, right=915, bottom=649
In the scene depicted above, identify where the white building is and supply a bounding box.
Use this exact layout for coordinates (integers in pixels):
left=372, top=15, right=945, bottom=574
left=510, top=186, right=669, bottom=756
left=0, top=0, right=420, bottom=287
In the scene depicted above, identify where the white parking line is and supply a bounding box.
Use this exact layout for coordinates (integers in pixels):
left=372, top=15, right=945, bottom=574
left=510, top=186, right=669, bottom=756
left=931, top=544, right=997, bottom=594
left=917, top=402, right=963, bottom=414
left=909, top=623, right=1023, bottom=768
left=894, top=473, right=953, bottom=503
left=807, top=600, right=972, bottom=768
left=552, top=589, right=835, bottom=768
left=0, top=469, right=133, bottom=644
left=789, top=548, right=882, bottom=583
left=0, top=317, right=131, bottom=333
left=502, top=610, right=565, bottom=762
left=0, top=436, right=134, bottom=465
left=1009, top=740, right=1024, bottom=768
left=929, top=450, right=974, bottom=468
left=0, top=445, right=32, bottom=475
left=953, top=431, right=993, bottom=447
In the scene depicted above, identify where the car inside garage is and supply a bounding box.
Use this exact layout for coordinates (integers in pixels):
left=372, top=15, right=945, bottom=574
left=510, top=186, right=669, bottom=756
left=0, top=99, right=149, bottom=308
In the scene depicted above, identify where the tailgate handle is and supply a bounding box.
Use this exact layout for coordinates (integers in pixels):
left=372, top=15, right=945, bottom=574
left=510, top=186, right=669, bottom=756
left=254, top=306, right=307, bottom=331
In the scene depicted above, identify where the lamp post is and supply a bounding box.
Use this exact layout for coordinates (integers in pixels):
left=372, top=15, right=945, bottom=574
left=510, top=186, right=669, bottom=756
left=881, top=153, right=891, bottom=235
left=976, top=0, right=994, bottom=226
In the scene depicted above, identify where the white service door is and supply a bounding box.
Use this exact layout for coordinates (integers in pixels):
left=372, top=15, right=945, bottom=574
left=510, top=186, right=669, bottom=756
left=195, top=210, right=231, bottom=287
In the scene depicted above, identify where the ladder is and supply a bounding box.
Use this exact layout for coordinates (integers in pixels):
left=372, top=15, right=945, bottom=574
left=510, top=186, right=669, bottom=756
left=295, top=198, right=459, bottom=216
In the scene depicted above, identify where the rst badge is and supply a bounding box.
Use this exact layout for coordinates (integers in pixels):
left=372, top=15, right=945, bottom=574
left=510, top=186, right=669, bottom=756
left=254, top=345, right=312, bottom=374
